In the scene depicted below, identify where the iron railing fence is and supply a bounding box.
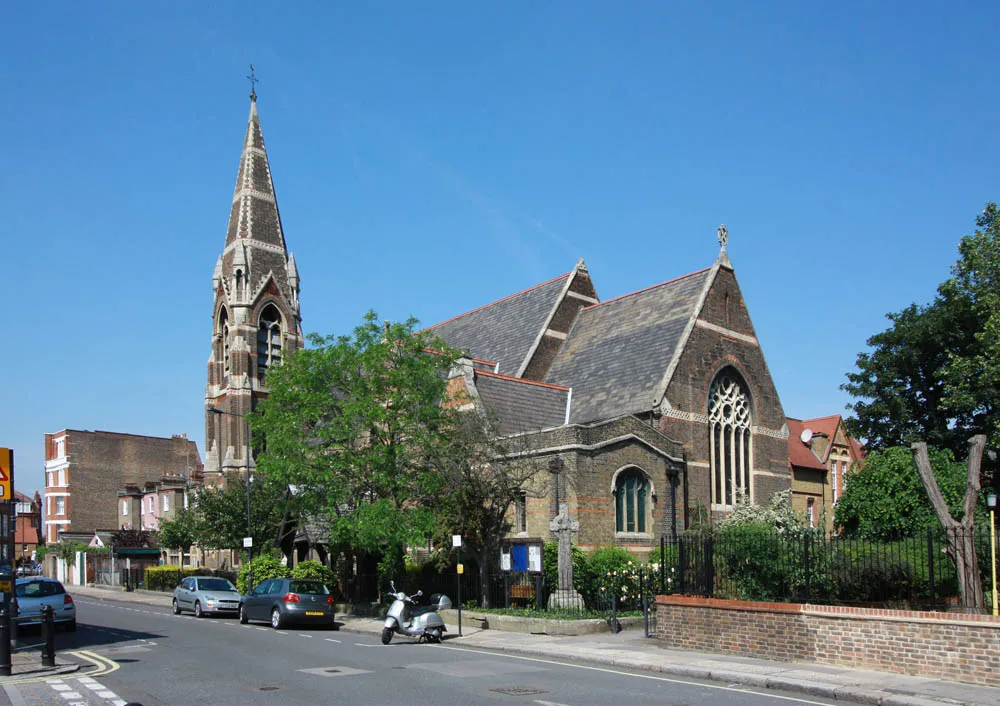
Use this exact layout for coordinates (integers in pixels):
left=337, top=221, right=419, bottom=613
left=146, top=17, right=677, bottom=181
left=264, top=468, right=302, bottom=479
left=650, top=525, right=996, bottom=612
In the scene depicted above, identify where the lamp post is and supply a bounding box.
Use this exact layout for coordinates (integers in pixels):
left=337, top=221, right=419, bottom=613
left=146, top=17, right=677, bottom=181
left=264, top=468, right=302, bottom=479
left=208, top=407, right=254, bottom=592
left=987, top=492, right=997, bottom=617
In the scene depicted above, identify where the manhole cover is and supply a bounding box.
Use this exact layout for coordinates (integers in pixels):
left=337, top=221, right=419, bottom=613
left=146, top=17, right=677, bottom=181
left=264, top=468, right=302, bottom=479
left=324, top=669, right=341, bottom=674
left=490, top=687, right=547, bottom=696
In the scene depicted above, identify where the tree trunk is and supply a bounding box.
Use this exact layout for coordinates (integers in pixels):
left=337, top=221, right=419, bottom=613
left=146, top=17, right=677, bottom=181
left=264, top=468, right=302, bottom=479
left=912, top=435, right=986, bottom=612
left=477, top=549, right=491, bottom=608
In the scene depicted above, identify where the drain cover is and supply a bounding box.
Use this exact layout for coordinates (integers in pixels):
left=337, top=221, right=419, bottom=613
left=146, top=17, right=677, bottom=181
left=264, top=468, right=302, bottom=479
left=259, top=686, right=280, bottom=691
left=490, top=687, right=547, bottom=696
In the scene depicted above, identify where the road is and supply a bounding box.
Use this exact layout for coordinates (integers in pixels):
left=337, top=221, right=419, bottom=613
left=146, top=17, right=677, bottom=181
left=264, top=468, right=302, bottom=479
left=3, top=597, right=867, bottom=706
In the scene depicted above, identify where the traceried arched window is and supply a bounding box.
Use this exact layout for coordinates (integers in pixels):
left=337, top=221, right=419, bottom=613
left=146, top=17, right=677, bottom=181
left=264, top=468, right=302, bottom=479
left=614, top=468, right=650, bottom=533
left=708, top=369, right=752, bottom=507
left=219, top=308, right=230, bottom=375
left=257, top=304, right=282, bottom=381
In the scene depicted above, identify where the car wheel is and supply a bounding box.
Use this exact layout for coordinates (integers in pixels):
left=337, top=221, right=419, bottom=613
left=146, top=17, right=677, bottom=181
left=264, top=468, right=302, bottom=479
left=66, top=620, right=77, bottom=633
left=172, top=599, right=181, bottom=615
left=239, top=605, right=248, bottom=624
left=381, top=627, right=393, bottom=645
left=271, top=608, right=284, bottom=630
left=194, top=601, right=204, bottom=618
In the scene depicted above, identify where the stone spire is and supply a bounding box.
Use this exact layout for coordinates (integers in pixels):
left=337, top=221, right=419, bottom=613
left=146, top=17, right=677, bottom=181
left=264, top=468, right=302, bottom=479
left=224, top=95, right=288, bottom=252
left=205, top=87, right=304, bottom=482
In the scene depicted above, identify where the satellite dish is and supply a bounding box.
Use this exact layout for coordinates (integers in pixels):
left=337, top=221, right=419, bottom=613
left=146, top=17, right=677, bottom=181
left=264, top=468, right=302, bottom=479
left=800, top=428, right=814, bottom=444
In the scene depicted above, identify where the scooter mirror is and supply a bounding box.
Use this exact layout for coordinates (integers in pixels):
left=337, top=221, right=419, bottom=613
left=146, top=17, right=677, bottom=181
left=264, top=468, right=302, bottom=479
left=415, top=590, right=423, bottom=597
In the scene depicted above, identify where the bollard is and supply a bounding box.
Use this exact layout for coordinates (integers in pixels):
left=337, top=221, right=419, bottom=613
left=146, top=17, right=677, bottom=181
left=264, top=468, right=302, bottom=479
left=8, top=601, right=17, bottom=651
left=0, top=607, right=10, bottom=676
left=40, top=605, right=55, bottom=668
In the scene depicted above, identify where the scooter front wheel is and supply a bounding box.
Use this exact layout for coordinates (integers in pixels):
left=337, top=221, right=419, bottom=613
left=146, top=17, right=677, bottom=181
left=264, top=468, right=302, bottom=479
left=381, top=627, right=393, bottom=645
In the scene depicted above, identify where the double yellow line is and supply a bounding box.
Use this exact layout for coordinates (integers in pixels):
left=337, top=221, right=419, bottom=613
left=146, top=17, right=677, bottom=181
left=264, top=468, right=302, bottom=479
left=68, top=650, right=120, bottom=677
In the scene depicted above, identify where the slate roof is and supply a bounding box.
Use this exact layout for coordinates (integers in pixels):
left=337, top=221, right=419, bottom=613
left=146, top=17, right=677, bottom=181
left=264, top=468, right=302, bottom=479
left=426, top=273, right=572, bottom=377
left=786, top=418, right=827, bottom=471
left=546, top=268, right=713, bottom=423
left=473, top=371, right=569, bottom=435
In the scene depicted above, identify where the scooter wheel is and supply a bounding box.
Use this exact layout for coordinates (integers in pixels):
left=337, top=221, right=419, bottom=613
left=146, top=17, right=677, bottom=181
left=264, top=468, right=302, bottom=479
left=381, top=627, right=393, bottom=645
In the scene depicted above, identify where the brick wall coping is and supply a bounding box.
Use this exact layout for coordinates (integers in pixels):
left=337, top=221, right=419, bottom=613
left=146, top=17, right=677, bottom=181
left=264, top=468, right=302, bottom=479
left=655, top=594, right=1000, bottom=630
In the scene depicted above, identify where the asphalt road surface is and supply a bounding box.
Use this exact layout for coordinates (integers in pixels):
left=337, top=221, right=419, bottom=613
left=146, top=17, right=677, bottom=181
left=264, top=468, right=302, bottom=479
left=3, top=597, right=869, bottom=706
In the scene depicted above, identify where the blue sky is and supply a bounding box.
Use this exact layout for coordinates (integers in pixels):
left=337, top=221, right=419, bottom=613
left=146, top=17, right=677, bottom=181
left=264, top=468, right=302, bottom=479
left=4, top=2, right=998, bottom=494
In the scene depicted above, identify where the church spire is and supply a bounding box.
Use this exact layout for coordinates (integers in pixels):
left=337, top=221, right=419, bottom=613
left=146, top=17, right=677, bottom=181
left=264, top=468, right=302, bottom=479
left=223, top=82, right=287, bottom=252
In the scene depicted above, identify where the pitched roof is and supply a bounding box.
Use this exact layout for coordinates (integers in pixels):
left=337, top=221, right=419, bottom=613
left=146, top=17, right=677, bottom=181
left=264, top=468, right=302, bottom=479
left=787, top=418, right=827, bottom=470
left=472, top=371, right=569, bottom=435
left=546, top=268, right=713, bottom=423
left=426, top=273, right=572, bottom=376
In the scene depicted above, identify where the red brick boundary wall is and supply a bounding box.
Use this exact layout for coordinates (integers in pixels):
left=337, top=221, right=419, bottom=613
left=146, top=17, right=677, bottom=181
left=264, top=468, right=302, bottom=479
left=655, top=595, right=1000, bottom=687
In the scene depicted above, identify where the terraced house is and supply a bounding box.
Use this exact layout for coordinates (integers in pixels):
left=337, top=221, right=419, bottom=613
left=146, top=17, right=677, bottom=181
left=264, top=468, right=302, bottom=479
left=430, top=233, right=791, bottom=557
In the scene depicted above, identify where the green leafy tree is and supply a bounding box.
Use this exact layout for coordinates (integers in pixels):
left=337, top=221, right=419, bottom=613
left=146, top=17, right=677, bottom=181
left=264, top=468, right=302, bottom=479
left=290, top=559, right=336, bottom=588
left=192, top=475, right=287, bottom=554
left=834, top=446, right=969, bottom=539
left=157, top=508, right=200, bottom=561
left=253, top=312, right=460, bottom=584
left=843, top=203, right=1000, bottom=458
left=111, top=529, right=151, bottom=549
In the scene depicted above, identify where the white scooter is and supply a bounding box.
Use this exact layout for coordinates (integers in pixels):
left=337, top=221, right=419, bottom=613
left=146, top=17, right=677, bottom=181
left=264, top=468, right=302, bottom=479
left=381, top=581, right=451, bottom=644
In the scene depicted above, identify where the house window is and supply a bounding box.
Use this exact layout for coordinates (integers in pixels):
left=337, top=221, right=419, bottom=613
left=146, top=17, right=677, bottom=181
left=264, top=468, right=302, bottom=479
left=162, top=494, right=170, bottom=512
left=257, top=304, right=283, bottom=381
left=57, top=469, right=65, bottom=487
left=514, top=493, right=527, bottom=533
left=122, top=500, right=128, bottom=517
left=708, top=370, right=752, bottom=506
left=831, top=462, right=838, bottom=504
left=55, top=497, right=65, bottom=516
left=807, top=498, right=815, bottom=527
left=615, top=468, right=649, bottom=533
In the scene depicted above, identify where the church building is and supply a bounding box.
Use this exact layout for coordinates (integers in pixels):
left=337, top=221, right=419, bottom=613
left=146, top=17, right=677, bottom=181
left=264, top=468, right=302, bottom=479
left=204, top=87, right=303, bottom=483
left=429, top=236, right=791, bottom=556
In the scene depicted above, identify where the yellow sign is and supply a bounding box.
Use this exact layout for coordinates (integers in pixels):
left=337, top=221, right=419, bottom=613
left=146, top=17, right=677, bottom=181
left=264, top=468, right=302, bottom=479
left=0, top=449, right=11, bottom=501
left=0, top=581, right=10, bottom=592
left=457, top=564, right=464, bottom=575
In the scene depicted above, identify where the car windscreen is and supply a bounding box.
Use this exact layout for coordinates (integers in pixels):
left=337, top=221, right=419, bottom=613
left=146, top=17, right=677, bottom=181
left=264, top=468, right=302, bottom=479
left=288, top=581, right=329, bottom=595
left=15, top=581, right=46, bottom=598
left=197, top=578, right=236, bottom=592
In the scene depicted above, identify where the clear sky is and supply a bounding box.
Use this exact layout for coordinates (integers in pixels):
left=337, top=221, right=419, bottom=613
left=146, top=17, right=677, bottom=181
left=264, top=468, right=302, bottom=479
left=4, top=2, right=998, bottom=495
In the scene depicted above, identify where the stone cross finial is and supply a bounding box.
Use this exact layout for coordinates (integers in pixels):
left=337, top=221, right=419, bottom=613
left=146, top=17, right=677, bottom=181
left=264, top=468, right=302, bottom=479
left=717, top=224, right=728, bottom=249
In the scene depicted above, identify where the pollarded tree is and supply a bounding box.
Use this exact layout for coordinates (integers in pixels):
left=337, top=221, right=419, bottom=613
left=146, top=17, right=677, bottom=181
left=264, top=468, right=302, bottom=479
left=253, top=311, right=461, bottom=584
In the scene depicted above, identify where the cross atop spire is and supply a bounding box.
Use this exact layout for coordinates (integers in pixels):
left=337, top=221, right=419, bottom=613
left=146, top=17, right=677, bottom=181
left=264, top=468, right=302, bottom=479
left=246, top=64, right=259, bottom=102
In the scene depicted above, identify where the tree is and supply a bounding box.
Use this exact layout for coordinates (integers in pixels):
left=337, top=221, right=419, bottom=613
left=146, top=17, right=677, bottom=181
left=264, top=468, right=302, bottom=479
left=254, top=312, right=461, bottom=584
left=843, top=203, right=1000, bottom=458
left=433, top=411, right=544, bottom=606
left=111, top=529, right=151, bottom=549
left=157, top=508, right=200, bottom=561
left=192, top=475, right=287, bottom=554
left=912, top=436, right=987, bottom=612
left=834, top=446, right=969, bottom=540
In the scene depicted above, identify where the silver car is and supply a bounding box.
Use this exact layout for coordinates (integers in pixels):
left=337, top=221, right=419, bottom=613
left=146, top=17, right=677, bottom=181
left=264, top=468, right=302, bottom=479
left=14, top=577, right=76, bottom=631
left=172, top=576, right=242, bottom=618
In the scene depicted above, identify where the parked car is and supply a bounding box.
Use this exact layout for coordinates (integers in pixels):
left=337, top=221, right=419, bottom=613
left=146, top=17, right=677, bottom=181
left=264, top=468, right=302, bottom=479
left=14, top=577, right=76, bottom=631
left=240, top=578, right=336, bottom=629
left=172, top=576, right=242, bottom=618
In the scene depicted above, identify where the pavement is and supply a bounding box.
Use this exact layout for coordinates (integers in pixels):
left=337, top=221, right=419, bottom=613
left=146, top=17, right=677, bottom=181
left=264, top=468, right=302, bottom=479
left=49, top=584, right=1000, bottom=706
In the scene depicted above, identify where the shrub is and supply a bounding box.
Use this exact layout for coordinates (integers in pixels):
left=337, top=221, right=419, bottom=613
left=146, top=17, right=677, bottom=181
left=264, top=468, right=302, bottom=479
left=144, top=565, right=214, bottom=592
left=588, top=546, right=645, bottom=610
left=238, top=553, right=287, bottom=594
left=543, top=541, right=592, bottom=606
left=290, top=560, right=335, bottom=589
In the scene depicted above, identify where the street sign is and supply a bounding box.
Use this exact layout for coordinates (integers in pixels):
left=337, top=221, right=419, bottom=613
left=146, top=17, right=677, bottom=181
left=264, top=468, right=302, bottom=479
left=0, top=449, right=12, bottom=501
left=243, top=537, right=253, bottom=548
left=452, top=534, right=462, bottom=548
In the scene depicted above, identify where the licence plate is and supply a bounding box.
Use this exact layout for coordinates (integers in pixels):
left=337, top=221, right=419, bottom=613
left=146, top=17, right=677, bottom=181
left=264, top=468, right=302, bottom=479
left=305, top=611, right=324, bottom=616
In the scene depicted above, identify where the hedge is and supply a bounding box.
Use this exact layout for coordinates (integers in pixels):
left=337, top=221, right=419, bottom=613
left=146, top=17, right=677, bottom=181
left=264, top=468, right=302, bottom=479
left=144, top=565, right=215, bottom=592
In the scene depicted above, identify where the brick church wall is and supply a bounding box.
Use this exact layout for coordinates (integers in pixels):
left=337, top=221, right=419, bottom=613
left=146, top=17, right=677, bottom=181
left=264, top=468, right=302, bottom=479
left=656, top=595, right=1000, bottom=687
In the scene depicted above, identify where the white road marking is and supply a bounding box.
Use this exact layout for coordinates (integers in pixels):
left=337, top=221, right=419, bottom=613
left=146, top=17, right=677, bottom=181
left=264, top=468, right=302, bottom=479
left=275, top=631, right=288, bottom=635
left=435, top=645, right=842, bottom=706
left=97, top=690, right=117, bottom=698
left=535, top=701, right=572, bottom=706
left=325, top=638, right=341, bottom=643
left=50, top=684, right=71, bottom=691
left=58, top=692, right=83, bottom=699
left=301, top=634, right=313, bottom=638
